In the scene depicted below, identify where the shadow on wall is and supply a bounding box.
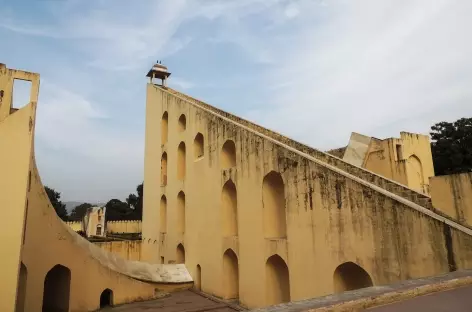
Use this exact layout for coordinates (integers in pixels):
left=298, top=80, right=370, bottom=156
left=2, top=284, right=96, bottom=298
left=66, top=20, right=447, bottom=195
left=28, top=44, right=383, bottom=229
left=223, top=249, right=239, bottom=300
left=100, top=288, right=113, bottom=308
left=333, top=262, right=373, bottom=293
left=42, top=264, right=71, bottom=312
left=265, top=254, right=290, bottom=306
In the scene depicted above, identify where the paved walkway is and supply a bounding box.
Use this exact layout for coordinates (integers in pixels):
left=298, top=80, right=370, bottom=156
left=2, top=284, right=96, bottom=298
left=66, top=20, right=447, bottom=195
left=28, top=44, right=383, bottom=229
left=103, top=290, right=240, bottom=312
left=368, top=285, right=472, bottom=311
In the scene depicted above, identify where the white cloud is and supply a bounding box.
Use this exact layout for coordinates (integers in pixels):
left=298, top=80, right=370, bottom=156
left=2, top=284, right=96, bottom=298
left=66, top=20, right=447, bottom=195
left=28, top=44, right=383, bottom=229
left=243, top=0, right=472, bottom=149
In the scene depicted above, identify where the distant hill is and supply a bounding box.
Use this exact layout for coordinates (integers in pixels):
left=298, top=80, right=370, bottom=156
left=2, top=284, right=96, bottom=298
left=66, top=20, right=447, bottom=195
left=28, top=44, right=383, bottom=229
left=64, top=201, right=105, bottom=213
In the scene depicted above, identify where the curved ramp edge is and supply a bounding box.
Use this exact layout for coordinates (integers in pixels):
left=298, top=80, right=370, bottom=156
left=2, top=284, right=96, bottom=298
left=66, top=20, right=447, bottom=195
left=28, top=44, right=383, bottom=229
left=7, top=102, right=192, bottom=311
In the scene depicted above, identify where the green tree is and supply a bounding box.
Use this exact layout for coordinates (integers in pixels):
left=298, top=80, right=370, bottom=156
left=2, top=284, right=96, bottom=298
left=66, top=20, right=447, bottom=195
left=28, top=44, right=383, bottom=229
left=105, top=199, right=134, bottom=221
left=430, top=117, right=472, bottom=175
left=128, top=183, right=143, bottom=220
left=70, top=203, right=92, bottom=221
left=45, top=186, right=68, bottom=221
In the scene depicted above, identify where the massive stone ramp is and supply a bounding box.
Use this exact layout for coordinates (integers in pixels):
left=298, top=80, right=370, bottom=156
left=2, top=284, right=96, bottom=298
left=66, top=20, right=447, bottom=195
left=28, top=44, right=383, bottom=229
left=164, top=87, right=470, bottom=234
left=0, top=66, right=192, bottom=312
left=167, top=88, right=435, bottom=212
left=143, top=83, right=472, bottom=308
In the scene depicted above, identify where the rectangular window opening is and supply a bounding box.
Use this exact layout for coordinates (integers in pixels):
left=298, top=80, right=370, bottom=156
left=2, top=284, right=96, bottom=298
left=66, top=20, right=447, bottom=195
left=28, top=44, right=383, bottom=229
left=396, top=144, right=403, bottom=161
left=12, top=79, right=32, bottom=109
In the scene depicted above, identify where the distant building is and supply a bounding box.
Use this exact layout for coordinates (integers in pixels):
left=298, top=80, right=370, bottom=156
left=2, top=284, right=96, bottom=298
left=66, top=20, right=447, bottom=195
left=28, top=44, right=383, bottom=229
left=331, top=132, right=434, bottom=194
left=83, top=206, right=107, bottom=237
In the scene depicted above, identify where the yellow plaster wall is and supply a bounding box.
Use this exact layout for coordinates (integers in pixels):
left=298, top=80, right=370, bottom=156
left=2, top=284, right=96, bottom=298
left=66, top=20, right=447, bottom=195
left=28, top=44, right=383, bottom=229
left=0, top=100, right=35, bottom=312
left=65, top=221, right=82, bottom=232
left=107, top=220, right=142, bottom=233
left=362, top=132, right=434, bottom=194
left=94, top=240, right=142, bottom=261
left=142, top=85, right=472, bottom=309
left=430, top=173, right=472, bottom=226
left=0, top=65, right=192, bottom=312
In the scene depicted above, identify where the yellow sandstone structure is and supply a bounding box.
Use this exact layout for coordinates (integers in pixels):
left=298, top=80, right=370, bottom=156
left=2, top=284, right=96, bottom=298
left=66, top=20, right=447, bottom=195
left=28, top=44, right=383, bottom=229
left=0, top=64, right=192, bottom=312
left=3, top=61, right=472, bottom=311
left=141, top=63, right=472, bottom=309
left=334, top=132, right=435, bottom=195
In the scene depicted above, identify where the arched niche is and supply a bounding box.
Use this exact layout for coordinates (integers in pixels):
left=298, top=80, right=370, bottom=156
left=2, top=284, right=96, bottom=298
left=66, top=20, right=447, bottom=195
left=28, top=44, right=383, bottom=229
left=194, top=133, right=204, bottom=159
left=176, top=244, right=185, bottom=264
left=263, top=171, right=286, bottom=238
left=42, top=264, right=71, bottom=312
left=177, top=142, right=186, bottom=181
left=161, top=111, right=168, bottom=144
left=265, top=254, right=290, bottom=305
left=161, top=152, right=168, bottom=186
left=222, top=180, right=238, bottom=237
left=407, top=154, right=424, bottom=192
left=221, top=140, right=236, bottom=169
left=333, top=262, right=373, bottom=293
left=15, top=262, right=27, bottom=312
left=177, top=191, right=186, bottom=234
left=178, top=114, right=186, bottom=132
left=160, top=195, right=167, bottom=233
left=195, top=264, right=202, bottom=291
left=223, top=249, right=239, bottom=300
left=100, top=288, right=113, bottom=308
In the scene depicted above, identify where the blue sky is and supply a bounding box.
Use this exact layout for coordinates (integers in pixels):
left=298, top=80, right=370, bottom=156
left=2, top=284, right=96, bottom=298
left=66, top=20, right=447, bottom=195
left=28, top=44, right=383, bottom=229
left=1, top=0, right=471, bottom=202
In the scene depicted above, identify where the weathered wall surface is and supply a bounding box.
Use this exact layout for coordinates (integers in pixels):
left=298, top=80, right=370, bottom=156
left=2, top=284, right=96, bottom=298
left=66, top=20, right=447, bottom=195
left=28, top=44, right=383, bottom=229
left=1, top=65, right=193, bottom=312
left=94, top=240, right=142, bottom=261
left=362, top=132, right=434, bottom=195
left=343, top=132, right=371, bottom=167
left=0, top=101, right=35, bottom=312
left=142, top=85, right=472, bottom=309
left=66, top=221, right=82, bottom=232
left=107, top=220, right=142, bottom=233
left=430, top=173, right=472, bottom=226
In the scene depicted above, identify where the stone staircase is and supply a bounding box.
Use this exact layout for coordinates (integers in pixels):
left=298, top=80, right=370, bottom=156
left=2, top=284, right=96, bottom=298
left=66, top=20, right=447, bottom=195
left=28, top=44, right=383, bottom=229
left=165, top=87, right=436, bottom=210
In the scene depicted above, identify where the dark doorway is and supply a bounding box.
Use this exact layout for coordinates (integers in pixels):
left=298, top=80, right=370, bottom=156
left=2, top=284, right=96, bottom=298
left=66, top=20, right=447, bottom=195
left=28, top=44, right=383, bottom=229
left=42, top=264, right=71, bottom=312
left=100, top=288, right=113, bottom=308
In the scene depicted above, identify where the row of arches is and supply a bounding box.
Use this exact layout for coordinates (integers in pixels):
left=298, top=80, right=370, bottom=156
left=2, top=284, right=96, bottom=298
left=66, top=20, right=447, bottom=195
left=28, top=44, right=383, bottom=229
left=161, top=112, right=186, bottom=145
left=160, top=138, right=198, bottom=186
left=159, top=133, right=236, bottom=186
left=195, top=253, right=372, bottom=306
left=221, top=170, right=286, bottom=239
left=15, top=263, right=113, bottom=312
left=160, top=192, right=186, bottom=234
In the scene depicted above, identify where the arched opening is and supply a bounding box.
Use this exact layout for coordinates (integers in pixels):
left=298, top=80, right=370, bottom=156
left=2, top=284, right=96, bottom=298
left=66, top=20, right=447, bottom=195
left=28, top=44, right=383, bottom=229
left=195, top=265, right=202, bottom=291
left=96, top=224, right=102, bottom=236
left=42, top=264, right=71, bottom=312
left=176, top=244, right=185, bottom=264
left=161, top=152, right=168, bottom=186
left=178, top=114, right=186, bottom=132
left=265, top=255, right=290, bottom=306
left=223, top=249, right=239, bottom=300
left=263, top=171, right=286, bottom=238
left=407, top=155, right=424, bottom=193
left=222, top=180, right=238, bottom=237
left=221, top=140, right=236, bottom=169
left=333, top=262, right=373, bottom=293
left=161, top=112, right=168, bottom=144
left=177, top=191, right=186, bottom=234
left=194, top=133, right=204, bottom=159
left=160, top=195, right=167, bottom=233
left=15, top=262, right=27, bottom=312
left=177, top=142, right=186, bottom=181
left=100, top=289, right=113, bottom=308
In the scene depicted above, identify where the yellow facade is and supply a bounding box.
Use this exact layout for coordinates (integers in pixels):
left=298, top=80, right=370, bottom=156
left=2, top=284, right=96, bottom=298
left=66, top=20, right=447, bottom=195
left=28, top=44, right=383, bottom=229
left=141, top=82, right=472, bottom=309
left=95, top=240, right=142, bottom=261
left=342, top=132, right=435, bottom=194
left=430, top=173, right=472, bottom=226
left=0, top=64, right=192, bottom=312
left=107, top=220, right=142, bottom=234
